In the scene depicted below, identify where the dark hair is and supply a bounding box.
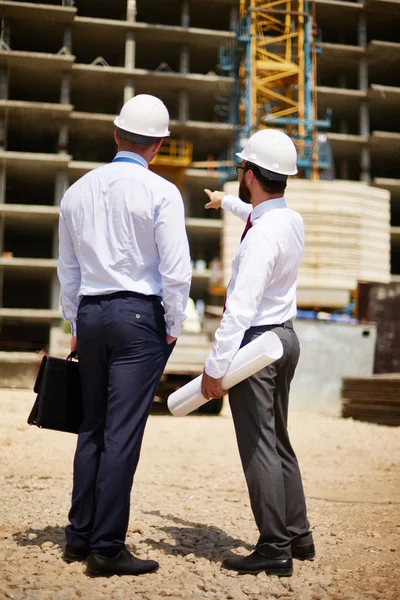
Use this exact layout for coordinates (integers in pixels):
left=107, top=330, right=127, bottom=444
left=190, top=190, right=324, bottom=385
left=244, top=162, right=287, bottom=195
left=116, top=127, right=160, bottom=146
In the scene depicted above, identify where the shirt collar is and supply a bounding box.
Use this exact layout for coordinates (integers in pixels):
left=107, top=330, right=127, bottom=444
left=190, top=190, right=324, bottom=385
left=251, top=197, right=286, bottom=223
left=115, top=151, right=149, bottom=169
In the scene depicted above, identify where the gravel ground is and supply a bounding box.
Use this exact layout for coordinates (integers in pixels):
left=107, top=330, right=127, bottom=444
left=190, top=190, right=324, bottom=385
left=0, top=389, right=399, bottom=600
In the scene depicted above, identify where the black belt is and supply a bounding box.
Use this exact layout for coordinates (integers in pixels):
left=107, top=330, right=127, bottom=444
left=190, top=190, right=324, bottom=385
left=83, top=290, right=162, bottom=304
left=249, top=321, right=293, bottom=331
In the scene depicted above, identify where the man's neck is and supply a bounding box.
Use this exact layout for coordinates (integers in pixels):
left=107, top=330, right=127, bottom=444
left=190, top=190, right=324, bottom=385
left=118, top=143, right=148, bottom=160
left=251, top=192, right=284, bottom=208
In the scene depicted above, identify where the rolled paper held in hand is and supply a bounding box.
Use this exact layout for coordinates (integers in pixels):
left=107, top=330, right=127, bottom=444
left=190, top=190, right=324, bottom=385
left=167, top=331, right=284, bottom=417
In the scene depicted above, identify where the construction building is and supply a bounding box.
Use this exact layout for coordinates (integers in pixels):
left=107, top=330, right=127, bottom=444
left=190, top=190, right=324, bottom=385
left=0, top=0, right=398, bottom=352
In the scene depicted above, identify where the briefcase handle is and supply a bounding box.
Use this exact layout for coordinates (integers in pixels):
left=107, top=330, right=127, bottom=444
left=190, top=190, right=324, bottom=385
left=67, top=351, right=78, bottom=361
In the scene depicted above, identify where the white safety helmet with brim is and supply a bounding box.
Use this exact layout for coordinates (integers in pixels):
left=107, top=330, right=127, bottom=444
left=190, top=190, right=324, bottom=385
left=236, top=129, right=298, bottom=181
left=114, top=94, right=171, bottom=142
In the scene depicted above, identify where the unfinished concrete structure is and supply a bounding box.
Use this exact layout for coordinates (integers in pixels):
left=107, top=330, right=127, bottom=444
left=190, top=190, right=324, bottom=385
left=0, top=0, right=398, bottom=352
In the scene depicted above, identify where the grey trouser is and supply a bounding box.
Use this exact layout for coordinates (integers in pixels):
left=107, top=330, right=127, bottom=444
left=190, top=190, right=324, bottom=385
left=229, top=322, right=313, bottom=560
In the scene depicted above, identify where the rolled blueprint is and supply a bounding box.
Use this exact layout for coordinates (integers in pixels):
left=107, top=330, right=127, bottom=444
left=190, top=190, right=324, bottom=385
left=168, top=331, right=283, bottom=417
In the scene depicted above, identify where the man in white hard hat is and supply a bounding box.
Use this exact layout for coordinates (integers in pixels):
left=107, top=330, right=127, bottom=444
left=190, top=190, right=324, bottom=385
left=58, top=94, right=191, bottom=576
left=202, top=129, right=314, bottom=577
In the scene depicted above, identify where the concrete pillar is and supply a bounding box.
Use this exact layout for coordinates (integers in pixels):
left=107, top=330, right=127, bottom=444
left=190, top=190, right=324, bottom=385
left=124, top=31, right=136, bottom=104
left=230, top=6, right=239, bottom=31
left=339, top=118, right=348, bottom=134
left=54, top=172, right=69, bottom=207
left=52, top=170, right=68, bottom=314
left=1, top=19, right=11, bottom=48
left=339, top=160, right=349, bottom=180
left=360, top=146, right=371, bottom=184
left=57, top=124, right=69, bottom=155
left=179, top=90, right=189, bottom=122
left=358, top=12, right=370, bottom=184
left=124, top=78, right=135, bottom=104
left=0, top=165, right=5, bottom=260
left=0, top=118, right=6, bottom=151
left=0, top=165, right=5, bottom=310
left=338, top=73, right=347, bottom=89
left=60, top=73, right=71, bottom=105
left=63, top=26, right=72, bottom=53
left=180, top=44, right=190, bottom=74
left=0, top=57, right=7, bottom=283
left=0, top=67, right=8, bottom=100
left=181, top=0, right=190, bottom=28
left=50, top=169, right=69, bottom=350
left=58, top=68, right=70, bottom=165
left=125, top=31, right=136, bottom=69
left=0, top=164, right=5, bottom=205
left=127, top=0, right=137, bottom=22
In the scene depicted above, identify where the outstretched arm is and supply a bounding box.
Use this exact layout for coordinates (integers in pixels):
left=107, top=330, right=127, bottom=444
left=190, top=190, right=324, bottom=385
left=204, top=189, right=251, bottom=222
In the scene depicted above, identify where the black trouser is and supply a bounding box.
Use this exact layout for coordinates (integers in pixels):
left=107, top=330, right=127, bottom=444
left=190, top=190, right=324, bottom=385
left=65, top=291, right=173, bottom=556
left=229, top=322, right=313, bottom=560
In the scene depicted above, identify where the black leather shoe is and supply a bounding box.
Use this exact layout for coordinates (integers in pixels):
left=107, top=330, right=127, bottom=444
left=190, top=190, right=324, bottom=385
left=86, top=548, right=159, bottom=577
left=292, top=543, right=316, bottom=561
left=223, top=551, right=293, bottom=577
left=63, top=544, right=88, bottom=563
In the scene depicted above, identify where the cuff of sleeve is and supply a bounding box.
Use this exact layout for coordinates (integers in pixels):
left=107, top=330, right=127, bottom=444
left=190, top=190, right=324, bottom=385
left=205, top=356, right=229, bottom=379
left=221, top=195, right=238, bottom=211
left=71, top=322, right=77, bottom=337
left=166, top=323, right=181, bottom=338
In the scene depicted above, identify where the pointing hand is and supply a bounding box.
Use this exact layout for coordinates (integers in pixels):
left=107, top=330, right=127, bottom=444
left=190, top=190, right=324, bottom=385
left=204, top=189, right=225, bottom=210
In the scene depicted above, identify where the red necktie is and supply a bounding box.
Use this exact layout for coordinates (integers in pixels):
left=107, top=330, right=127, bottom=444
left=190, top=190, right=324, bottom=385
left=223, top=216, right=252, bottom=312
left=240, top=215, right=252, bottom=242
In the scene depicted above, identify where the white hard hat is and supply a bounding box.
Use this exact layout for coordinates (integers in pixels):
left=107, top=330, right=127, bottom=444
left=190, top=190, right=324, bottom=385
left=236, top=129, right=298, bottom=180
left=114, top=94, right=170, bottom=138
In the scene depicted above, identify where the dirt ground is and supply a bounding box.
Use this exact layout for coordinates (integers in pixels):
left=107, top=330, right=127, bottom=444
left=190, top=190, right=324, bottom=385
left=0, top=389, right=399, bottom=600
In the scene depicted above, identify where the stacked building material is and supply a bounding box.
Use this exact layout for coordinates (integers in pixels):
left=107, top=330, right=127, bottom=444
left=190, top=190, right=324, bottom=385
left=223, top=180, right=390, bottom=309
left=341, top=375, right=400, bottom=426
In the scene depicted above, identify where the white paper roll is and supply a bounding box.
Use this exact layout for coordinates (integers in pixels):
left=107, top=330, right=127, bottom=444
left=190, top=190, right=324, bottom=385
left=167, top=331, right=283, bottom=417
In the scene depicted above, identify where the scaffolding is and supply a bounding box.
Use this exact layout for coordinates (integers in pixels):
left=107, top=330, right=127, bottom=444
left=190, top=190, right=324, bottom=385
left=151, top=139, right=193, bottom=190
left=235, top=0, right=331, bottom=179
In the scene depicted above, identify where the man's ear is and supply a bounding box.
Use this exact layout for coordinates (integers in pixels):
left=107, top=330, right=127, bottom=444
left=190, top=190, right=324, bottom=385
left=245, top=169, right=254, bottom=185
left=114, top=128, right=119, bottom=146
left=152, top=139, right=163, bottom=153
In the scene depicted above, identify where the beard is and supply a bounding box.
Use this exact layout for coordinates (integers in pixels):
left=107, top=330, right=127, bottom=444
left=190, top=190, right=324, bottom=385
left=239, top=180, right=251, bottom=204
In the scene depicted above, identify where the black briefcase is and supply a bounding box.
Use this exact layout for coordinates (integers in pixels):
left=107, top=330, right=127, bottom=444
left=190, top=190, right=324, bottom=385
left=28, top=352, right=83, bottom=434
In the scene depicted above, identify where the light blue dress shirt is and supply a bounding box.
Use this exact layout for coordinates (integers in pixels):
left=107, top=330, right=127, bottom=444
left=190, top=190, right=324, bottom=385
left=58, top=151, right=192, bottom=337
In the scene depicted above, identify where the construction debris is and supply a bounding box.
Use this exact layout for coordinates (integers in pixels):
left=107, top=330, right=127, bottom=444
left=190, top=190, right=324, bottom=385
left=341, top=375, right=400, bottom=426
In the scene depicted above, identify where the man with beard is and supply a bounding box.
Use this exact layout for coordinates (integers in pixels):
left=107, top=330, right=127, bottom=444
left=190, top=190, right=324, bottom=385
left=201, top=129, right=314, bottom=577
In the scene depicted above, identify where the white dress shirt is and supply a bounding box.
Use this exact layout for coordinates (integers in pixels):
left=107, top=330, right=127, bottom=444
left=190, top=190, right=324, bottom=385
left=205, top=195, right=304, bottom=379
left=58, top=151, right=192, bottom=337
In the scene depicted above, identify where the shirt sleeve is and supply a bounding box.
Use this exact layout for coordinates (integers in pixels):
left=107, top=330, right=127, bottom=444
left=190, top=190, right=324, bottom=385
left=155, top=185, right=192, bottom=338
left=57, top=203, right=81, bottom=337
left=205, top=228, right=278, bottom=378
left=222, top=195, right=252, bottom=222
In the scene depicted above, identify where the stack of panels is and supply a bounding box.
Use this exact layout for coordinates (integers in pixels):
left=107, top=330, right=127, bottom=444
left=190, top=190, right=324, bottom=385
left=285, top=180, right=391, bottom=290
left=341, top=375, right=400, bottom=426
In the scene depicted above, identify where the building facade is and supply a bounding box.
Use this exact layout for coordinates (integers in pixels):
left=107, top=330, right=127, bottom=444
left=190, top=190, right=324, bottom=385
left=0, top=0, right=398, bottom=352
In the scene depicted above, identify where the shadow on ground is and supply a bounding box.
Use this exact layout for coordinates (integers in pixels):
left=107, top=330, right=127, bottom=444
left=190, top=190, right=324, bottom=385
left=142, top=510, right=252, bottom=562
left=13, top=525, right=65, bottom=548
